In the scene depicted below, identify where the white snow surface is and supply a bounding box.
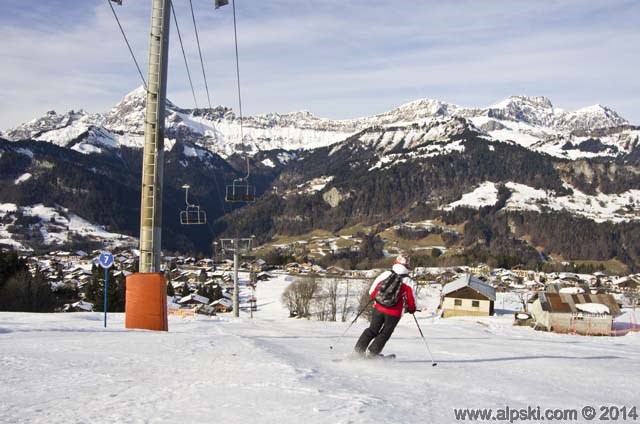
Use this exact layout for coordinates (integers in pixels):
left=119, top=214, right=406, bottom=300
left=1, top=274, right=639, bottom=424
left=13, top=173, right=32, bottom=185
left=261, top=158, right=276, bottom=168
left=575, top=303, right=610, bottom=315
left=445, top=181, right=499, bottom=209
left=292, top=176, right=334, bottom=195
left=444, top=181, right=640, bottom=223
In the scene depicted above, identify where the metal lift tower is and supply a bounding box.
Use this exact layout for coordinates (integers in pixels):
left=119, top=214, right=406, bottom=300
left=124, top=0, right=171, bottom=332
left=139, top=0, right=171, bottom=273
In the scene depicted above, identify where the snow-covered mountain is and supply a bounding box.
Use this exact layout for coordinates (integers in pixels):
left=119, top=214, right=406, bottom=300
left=3, top=89, right=640, bottom=264
left=4, top=88, right=638, bottom=160
left=0, top=203, right=136, bottom=253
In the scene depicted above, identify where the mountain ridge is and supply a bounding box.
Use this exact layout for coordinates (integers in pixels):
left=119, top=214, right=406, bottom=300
left=5, top=88, right=636, bottom=161
left=2, top=90, right=640, bottom=271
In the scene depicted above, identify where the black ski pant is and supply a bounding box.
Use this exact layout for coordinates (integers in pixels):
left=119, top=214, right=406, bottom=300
left=354, top=308, right=400, bottom=355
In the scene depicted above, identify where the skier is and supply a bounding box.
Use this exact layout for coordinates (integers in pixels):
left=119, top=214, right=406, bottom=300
left=354, top=253, right=416, bottom=358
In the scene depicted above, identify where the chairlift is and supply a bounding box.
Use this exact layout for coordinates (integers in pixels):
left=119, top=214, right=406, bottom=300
left=180, top=184, right=207, bottom=225
left=225, top=178, right=256, bottom=203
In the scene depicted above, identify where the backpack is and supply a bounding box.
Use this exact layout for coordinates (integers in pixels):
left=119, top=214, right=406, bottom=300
left=374, top=271, right=404, bottom=308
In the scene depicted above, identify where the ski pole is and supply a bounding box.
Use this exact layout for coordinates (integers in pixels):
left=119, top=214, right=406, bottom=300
left=330, top=298, right=374, bottom=350
left=413, top=314, right=438, bottom=366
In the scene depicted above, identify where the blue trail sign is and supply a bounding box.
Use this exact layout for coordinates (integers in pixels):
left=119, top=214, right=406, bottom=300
left=98, top=252, right=114, bottom=327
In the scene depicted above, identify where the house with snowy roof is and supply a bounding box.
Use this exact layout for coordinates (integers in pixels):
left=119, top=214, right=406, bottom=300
left=440, top=274, right=496, bottom=318
left=177, top=293, right=209, bottom=307
left=613, top=275, right=640, bottom=292
left=210, top=298, right=233, bottom=313
left=62, top=300, right=94, bottom=312
left=256, top=271, right=273, bottom=281
left=529, top=291, right=621, bottom=335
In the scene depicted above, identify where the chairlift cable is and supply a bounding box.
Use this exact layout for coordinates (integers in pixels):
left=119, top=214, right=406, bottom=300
left=171, top=1, right=198, bottom=109
left=106, top=0, right=147, bottom=90
left=188, top=0, right=214, bottom=111
left=232, top=0, right=250, bottom=180
left=176, top=1, right=229, bottom=216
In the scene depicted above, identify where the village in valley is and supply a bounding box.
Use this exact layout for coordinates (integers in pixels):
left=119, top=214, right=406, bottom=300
left=22, top=244, right=640, bottom=337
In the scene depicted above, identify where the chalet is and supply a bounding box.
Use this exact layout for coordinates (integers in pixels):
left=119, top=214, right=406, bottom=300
left=613, top=275, right=640, bottom=308
left=256, top=271, right=273, bottom=281
left=196, top=258, right=214, bottom=267
left=529, top=291, right=621, bottom=335
left=177, top=293, right=209, bottom=306
left=468, top=263, right=491, bottom=276
left=207, top=270, right=228, bottom=281
left=250, top=258, right=267, bottom=272
left=509, top=266, right=532, bottom=280
left=413, top=268, right=442, bottom=286
left=195, top=304, right=217, bottom=316
left=218, top=259, right=234, bottom=271
left=210, top=298, right=233, bottom=313
left=440, top=274, right=496, bottom=318
left=202, top=279, right=219, bottom=287
left=614, top=275, right=640, bottom=292
left=325, top=266, right=346, bottom=276
left=285, top=262, right=300, bottom=274
left=435, top=269, right=459, bottom=285
left=525, top=279, right=545, bottom=290
left=63, top=300, right=94, bottom=312
left=558, top=273, right=582, bottom=285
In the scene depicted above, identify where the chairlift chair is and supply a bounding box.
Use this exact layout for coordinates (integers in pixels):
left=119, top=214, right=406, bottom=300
left=180, top=206, right=207, bottom=225
left=225, top=178, right=256, bottom=203
left=179, top=184, right=207, bottom=225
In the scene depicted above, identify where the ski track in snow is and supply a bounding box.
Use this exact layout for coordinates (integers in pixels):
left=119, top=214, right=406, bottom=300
left=1, top=276, right=639, bottom=423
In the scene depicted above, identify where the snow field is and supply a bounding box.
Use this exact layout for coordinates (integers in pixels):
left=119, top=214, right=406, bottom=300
left=444, top=181, right=640, bottom=223
left=1, top=274, right=639, bottom=424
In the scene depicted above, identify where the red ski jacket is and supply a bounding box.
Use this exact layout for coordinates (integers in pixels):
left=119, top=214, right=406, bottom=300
left=369, top=264, right=417, bottom=318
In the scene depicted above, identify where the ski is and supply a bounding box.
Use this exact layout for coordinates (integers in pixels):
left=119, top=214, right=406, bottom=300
left=331, top=353, right=396, bottom=363
left=369, top=353, right=396, bottom=360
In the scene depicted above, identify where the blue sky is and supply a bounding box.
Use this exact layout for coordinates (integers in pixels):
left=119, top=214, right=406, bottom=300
left=1, top=0, right=639, bottom=129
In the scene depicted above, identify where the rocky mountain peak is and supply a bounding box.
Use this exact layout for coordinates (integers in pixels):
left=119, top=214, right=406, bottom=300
left=502, top=95, right=554, bottom=109
left=484, top=95, right=557, bottom=127
left=555, top=104, right=628, bottom=132
left=376, top=98, right=456, bottom=124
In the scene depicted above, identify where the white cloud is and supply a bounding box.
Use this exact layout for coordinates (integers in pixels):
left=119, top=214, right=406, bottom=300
left=1, top=0, right=639, bottom=129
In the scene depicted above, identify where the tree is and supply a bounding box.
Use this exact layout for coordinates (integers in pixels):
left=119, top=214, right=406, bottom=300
left=625, top=287, right=639, bottom=311
left=281, top=283, right=298, bottom=318
left=514, top=290, right=530, bottom=312
left=326, top=278, right=339, bottom=322
left=340, top=278, right=351, bottom=322
left=180, top=282, right=191, bottom=297
left=281, top=275, right=319, bottom=318
left=0, top=250, right=27, bottom=296
left=357, top=282, right=375, bottom=322
left=0, top=270, right=56, bottom=312
left=198, top=269, right=207, bottom=283
left=84, top=268, right=125, bottom=313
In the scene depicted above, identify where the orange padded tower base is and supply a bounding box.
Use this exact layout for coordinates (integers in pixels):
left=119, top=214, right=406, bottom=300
left=125, top=273, right=168, bottom=331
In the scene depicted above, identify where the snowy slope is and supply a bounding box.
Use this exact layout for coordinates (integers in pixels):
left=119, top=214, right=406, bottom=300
left=1, top=273, right=639, bottom=424
left=0, top=203, right=137, bottom=252
left=443, top=181, right=640, bottom=223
